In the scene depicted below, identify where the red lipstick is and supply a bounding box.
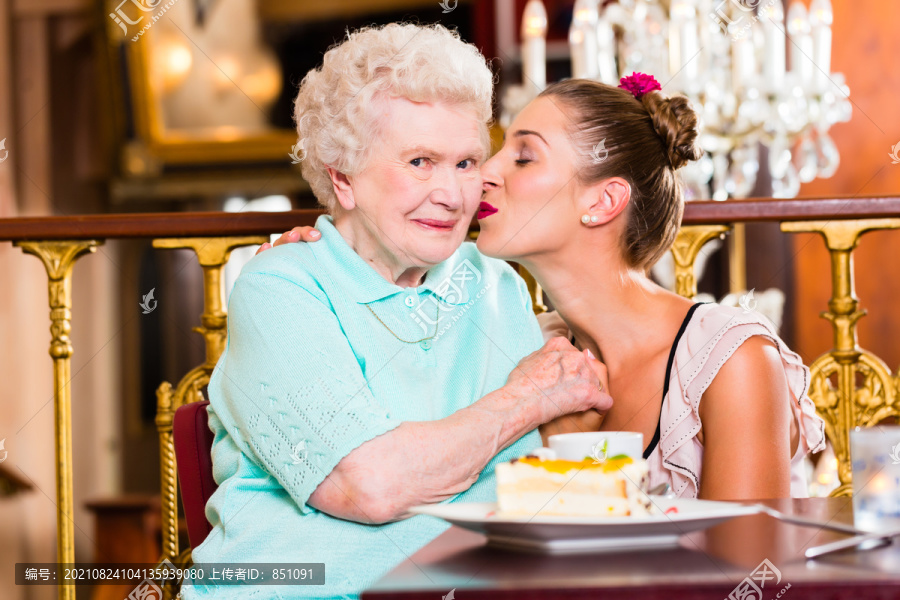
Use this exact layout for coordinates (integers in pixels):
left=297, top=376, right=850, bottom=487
left=477, top=202, right=499, bottom=220
left=413, top=218, right=457, bottom=231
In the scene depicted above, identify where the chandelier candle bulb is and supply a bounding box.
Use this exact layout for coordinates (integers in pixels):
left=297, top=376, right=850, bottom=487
left=667, top=0, right=683, bottom=81
left=680, top=14, right=700, bottom=85
left=569, top=0, right=600, bottom=79
left=787, top=2, right=814, bottom=87
left=569, top=29, right=588, bottom=79
left=809, top=0, right=833, bottom=93
left=500, top=0, right=850, bottom=202
left=762, top=0, right=787, bottom=94
left=521, top=0, right=548, bottom=91
left=731, top=30, right=755, bottom=91
left=596, top=13, right=618, bottom=84
left=669, top=0, right=699, bottom=89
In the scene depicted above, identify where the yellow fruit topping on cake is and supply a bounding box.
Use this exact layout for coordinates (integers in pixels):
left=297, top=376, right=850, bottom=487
left=514, top=455, right=635, bottom=474
left=495, top=450, right=655, bottom=517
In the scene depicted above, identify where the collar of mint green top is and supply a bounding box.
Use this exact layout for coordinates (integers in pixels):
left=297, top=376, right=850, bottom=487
left=313, top=214, right=472, bottom=305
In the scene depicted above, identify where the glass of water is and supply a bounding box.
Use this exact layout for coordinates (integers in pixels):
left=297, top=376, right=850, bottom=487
left=851, top=426, right=900, bottom=532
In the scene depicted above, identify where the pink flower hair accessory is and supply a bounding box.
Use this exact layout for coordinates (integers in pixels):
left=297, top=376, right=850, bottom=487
left=618, top=72, right=662, bottom=99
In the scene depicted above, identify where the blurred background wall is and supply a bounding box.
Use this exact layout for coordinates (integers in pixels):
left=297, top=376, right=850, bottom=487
left=787, top=1, right=900, bottom=370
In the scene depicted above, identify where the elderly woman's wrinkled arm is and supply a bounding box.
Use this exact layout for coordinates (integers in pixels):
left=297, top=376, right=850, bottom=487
left=307, top=338, right=613, bottom=524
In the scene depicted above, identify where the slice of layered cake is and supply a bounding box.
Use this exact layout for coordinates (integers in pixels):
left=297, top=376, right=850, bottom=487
left=495, top=450, right=655, bottom=517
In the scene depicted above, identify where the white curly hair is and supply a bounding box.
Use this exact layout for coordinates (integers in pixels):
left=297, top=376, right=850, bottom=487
left=293, top=23, right=495, bottom=211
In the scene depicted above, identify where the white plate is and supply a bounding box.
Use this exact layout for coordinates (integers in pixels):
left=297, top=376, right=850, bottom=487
left=409, top=498, right=761, bottom=554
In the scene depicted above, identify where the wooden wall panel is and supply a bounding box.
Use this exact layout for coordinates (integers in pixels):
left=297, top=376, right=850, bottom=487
left=790, top=0, right=900, bottom=370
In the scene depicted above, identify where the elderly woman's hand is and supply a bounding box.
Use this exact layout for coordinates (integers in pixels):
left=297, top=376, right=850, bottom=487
left=507, top=336, right=613, bottom=425
left=255, top=226, right=322, bottom=255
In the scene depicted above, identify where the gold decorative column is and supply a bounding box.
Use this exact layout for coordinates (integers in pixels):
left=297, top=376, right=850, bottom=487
left=151, top=237, right=266, bottom=573
left=727, top=222, right=747, bottom=294
left=518, top=267, right=548, bottom=314
left=670, top=225, right=731, bottom=298
left=781, top=219, right=900, bottom=496
left=14, top=240, right=102, bottom=600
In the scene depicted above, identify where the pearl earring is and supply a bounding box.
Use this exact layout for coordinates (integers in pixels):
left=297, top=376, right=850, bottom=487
left=581, top=215, right=591, bottom=224
left=590, top=215, right=599, bottom=223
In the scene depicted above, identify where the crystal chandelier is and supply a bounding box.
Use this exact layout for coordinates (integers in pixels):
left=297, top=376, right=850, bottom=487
left=501, top=0, right=852, bottom=202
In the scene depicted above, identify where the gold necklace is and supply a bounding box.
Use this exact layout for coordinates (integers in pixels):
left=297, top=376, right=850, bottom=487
left=366, top=298, right=440, bottom=344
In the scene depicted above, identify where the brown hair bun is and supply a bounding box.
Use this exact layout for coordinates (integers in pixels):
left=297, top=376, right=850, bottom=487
left=539, top=79, right=698, bottom=270
left=640, top=91, right=702, bottom=170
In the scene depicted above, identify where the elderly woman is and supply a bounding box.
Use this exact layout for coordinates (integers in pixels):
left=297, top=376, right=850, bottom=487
left=184, top=23, right=610, bottom=600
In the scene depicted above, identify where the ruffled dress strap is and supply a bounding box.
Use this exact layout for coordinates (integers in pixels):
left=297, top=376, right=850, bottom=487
left=646, top=303, right=826, bottom=498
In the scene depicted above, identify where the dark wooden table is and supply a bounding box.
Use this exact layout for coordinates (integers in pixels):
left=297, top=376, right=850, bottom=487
left=362, top=498, right=900, bottom=599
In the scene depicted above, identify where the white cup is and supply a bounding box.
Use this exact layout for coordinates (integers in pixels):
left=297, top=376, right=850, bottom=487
left=548, top=431, right=644, bottom=462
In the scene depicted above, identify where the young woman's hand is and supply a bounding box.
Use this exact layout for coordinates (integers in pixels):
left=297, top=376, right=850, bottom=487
left=536, top=310, right=569, bottom=342
left=256, top=226, right=322, bottom=255
left=538, top=408, right=605, bottom=445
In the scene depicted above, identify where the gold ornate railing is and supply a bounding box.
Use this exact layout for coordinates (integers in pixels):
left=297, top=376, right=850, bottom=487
left=1, top=196, right=899, bottom=599
left=151, top=237, right=268, bottom=579
left=780, top=219, right=900, bottom=495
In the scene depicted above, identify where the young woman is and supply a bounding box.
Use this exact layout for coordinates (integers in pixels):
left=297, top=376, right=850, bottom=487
left=474, top=75, right=825, bottom=499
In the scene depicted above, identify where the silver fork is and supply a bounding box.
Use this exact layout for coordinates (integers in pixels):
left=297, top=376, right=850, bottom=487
left=753, top=504, right=866, bottom=535
left=648, top=483, right=670, bottom=496
left=805, top=528, right=900, bottom=559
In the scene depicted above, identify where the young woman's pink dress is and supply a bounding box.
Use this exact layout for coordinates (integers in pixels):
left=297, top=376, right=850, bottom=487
left=540, top=302, right=827, bottom=497
left=645, top=303, right=826, bottom=497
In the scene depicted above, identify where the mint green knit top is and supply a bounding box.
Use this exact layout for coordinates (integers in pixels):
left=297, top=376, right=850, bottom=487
left=183, top=215, right=543, bottom=599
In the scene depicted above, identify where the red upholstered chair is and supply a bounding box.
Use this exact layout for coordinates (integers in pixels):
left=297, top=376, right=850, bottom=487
left=173, top=400, right=218, bottom=548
